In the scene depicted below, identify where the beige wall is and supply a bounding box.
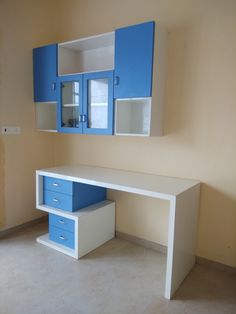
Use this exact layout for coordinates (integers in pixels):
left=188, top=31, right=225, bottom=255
left=1, top=0, right=235, bottom=268
left=0, top=0, right=61, bottom=229
left=54, top=0, right=236, bottom=267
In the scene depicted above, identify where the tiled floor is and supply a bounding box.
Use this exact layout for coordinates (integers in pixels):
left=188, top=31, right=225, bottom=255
left=0, top=222, right=235, bottom=314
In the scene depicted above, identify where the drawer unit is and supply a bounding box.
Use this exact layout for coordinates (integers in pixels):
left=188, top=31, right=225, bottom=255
left=43, top=176, right=106, bottom=212
left=49, top=225, right=75, bottom=249
left=44, top=176, right=73, bottom=194
left=49, top=213, right=74, bottom=232
left=37, top=198, right=115, bottom=259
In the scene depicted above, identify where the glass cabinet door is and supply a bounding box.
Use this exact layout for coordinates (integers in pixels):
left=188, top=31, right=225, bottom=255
left=88, top=78, right=108, bottom=129
left=83, top=71, right=114, bottom=135
left=58, top=75, right=83, bottom=133
left=62, top=81, right=80, bottom=128
left=57, top=72, right=113, bottom=134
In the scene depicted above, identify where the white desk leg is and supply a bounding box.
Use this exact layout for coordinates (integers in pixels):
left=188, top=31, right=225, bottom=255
left=165, top=184, right=200, bottom=299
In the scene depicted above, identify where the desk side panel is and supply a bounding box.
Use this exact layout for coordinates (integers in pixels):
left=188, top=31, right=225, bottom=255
left=165, top=184, right=200, bottom=299
left=77, top=202, right=115, bottom=258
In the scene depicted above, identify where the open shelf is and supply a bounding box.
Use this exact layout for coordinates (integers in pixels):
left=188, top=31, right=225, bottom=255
left=58, top=32, right=115, bottom=75
left=115, top=98, right=152, bottom=136
left=35, top=102, right=57, bottom=132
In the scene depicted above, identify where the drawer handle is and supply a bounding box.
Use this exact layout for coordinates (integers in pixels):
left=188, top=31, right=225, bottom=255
left=52, top=183, right=59, bottom=187
left=59, top=235, right=66, bottom=240
left=52, top=198, right=59, bottom=203
left=81, top=114, right=87, bottom=123
left=59, top=219, right=65, bottom=224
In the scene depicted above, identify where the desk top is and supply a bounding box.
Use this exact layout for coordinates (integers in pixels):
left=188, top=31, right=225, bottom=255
left=37, top=164, right=200, bottom=200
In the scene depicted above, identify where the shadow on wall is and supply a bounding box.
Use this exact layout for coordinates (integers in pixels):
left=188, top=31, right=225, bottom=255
left=0, top=138, right=5, bottom=228
left=164, top=25, right=203, bottom=140
left=197, top=183, right=236, bottom=267
left=163, top=26, right=190, bottom=136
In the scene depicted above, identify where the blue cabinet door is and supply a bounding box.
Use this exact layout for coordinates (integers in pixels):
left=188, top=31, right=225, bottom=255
left=57, top=74, right=83, bottom=133
left=33, top=44, right=57, bottom=102
left=83, top=71, right=114, bottom=135
left=114, top=21, right=154, bottom=98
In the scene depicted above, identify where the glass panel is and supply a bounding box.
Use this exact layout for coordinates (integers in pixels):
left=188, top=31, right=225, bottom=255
left=88, top=78, right=109, bottom=129
left=61, top=81, right=80, bottom=128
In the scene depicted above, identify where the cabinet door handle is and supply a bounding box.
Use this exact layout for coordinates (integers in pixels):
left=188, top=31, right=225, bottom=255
left=79, top=114, right=86, bottom=123
left=59, top=235, right=65, bottom=240
left=52, top=198, right=59, bottom=203
left=82, top=115, right=87, bottom=123
left=52, top=182, right=59, bottom=187
left=114, top=76, right=120, bottom=86
left=59, top=219, right=65, bottom=224
left=52, top=82, right=56, bottom=91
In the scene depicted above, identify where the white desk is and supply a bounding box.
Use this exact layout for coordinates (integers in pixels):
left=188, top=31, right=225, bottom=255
left=36, top=164, right=200, bottom=299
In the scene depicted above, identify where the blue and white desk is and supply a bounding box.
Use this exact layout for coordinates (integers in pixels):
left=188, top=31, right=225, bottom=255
left=36, top=164, right=200, bottom=299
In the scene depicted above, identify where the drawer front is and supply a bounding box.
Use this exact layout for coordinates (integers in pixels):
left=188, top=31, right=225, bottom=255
left=49, top=213, right=74, bottom=233
left=44, top=190, right=73, bottom=211
left=49, top=225, right=75, bottom=249
left=44, top=176, right=73, bottom=195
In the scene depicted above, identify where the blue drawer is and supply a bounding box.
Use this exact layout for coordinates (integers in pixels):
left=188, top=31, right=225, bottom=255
left=44, top=176, right=73, bottom=195
left=49, top=213, right=74, bottom=232
left=44, top=190, right=74, bottom=211
left=43, top=175, right=107, bottom=212
left=49, top=225, right=75, bottom=249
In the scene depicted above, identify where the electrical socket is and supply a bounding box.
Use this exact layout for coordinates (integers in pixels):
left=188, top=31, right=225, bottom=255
left=1, top=126, right=21, bottom=135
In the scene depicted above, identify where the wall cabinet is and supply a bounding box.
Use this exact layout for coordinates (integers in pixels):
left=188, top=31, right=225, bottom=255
left=33, top=21, right=166, bottom=136
left=57, top=71, right=114, bottom=135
